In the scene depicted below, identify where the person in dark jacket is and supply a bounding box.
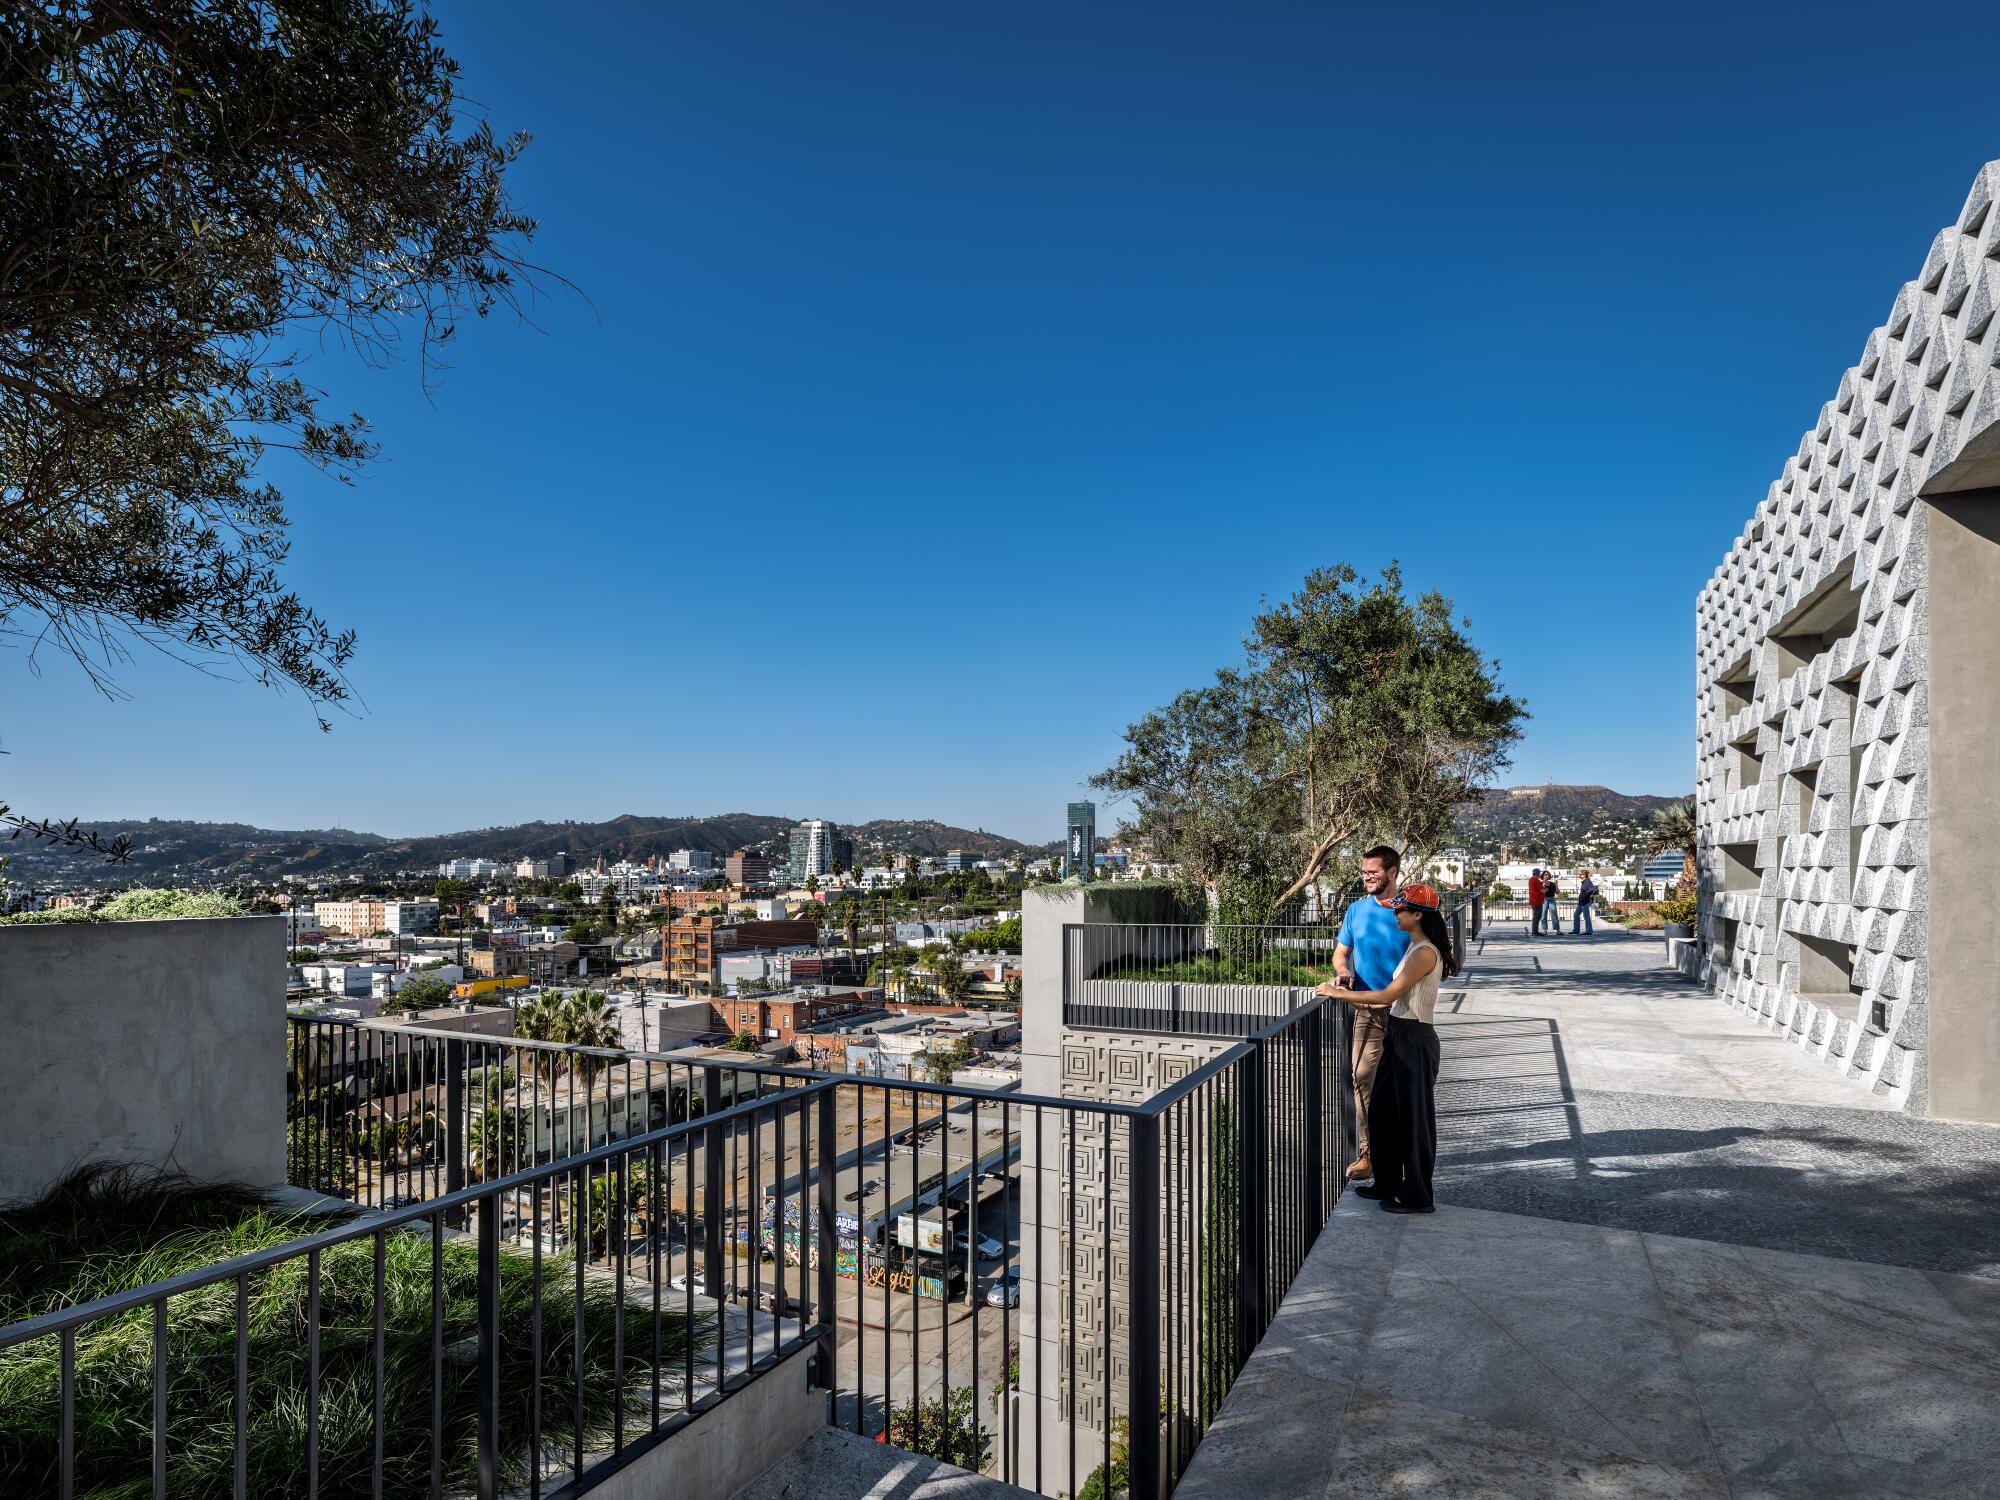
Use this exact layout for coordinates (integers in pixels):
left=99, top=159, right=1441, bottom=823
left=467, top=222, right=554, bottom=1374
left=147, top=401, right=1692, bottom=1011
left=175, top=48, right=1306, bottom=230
left=1572, top=870, right=1599, bottom=935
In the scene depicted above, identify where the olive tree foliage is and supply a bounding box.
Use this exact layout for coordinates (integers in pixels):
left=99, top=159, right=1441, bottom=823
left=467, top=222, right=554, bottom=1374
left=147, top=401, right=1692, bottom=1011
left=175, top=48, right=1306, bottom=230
left=1, top=1, right=546, bottom=835
left=1093, top=565, right=1526, bottom=912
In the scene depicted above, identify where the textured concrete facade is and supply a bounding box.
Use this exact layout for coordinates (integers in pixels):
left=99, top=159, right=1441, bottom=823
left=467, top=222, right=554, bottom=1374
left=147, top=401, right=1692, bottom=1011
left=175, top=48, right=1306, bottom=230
left=1695, top=161, right=2000, bottom=1121
left=0, top=916, right=288, bottom=1202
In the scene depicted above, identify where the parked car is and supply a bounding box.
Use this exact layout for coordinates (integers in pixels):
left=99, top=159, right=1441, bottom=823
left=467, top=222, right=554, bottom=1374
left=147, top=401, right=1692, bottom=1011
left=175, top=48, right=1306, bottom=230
left=954, top=1231, right=1005, bottom=1261
left=986, top=1267, right=1022, bottom=1307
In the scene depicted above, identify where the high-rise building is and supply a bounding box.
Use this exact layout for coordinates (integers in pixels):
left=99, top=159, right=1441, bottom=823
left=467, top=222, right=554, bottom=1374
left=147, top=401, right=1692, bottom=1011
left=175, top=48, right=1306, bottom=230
left=1065, top=801, right=1096, bottom=881
left=786, top=820, right=851, bottom=885
left=667, top=849, right=715, bottom=873
left=725, top=849, right=771, bottom=887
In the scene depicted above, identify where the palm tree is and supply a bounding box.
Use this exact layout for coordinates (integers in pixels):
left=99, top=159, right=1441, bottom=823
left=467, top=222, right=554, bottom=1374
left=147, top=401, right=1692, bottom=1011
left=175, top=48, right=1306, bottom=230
left=931, top=949, right=972, bottom=1004
left=559, top=989, right=622, bottom=1087
left=513, top=993, right=568, bottom=1089
left=1648, top=800, right=1699, bottom=894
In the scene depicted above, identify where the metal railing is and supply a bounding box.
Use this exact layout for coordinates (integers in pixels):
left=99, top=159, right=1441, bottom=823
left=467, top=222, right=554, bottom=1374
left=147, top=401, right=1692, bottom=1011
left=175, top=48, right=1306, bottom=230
left=1063, top=894, right=1478, bottom=1037
left=0, top=1082, right=818, bottom=1499
left=5, top=999, right=1360, bottom=1499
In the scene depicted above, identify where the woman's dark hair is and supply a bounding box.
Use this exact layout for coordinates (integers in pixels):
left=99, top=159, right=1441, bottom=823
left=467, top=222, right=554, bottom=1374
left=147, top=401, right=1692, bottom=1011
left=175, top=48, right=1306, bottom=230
left=1411, top=907, right=1460, bottom=978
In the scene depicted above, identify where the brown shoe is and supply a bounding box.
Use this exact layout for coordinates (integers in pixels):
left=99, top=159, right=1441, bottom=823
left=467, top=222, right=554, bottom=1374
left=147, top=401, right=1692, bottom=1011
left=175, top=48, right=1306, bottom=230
left=1345, top=1157, right=1372, bottom=1182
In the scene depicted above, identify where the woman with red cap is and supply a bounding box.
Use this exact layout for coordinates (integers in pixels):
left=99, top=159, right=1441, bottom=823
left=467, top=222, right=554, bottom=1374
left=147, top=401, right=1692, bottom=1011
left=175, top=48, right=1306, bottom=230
left=1316, top=883, right=1459, bottom=1214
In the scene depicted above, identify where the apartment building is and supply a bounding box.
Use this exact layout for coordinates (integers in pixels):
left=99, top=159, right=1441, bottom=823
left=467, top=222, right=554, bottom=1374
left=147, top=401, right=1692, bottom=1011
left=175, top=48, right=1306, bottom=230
left=313, top=900, right=385, bottom=937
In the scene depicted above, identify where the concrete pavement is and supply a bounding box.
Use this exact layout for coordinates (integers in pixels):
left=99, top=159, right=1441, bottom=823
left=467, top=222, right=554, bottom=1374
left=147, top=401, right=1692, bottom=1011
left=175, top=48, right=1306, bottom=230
left=1174, top=924, right=2000, bottom=1499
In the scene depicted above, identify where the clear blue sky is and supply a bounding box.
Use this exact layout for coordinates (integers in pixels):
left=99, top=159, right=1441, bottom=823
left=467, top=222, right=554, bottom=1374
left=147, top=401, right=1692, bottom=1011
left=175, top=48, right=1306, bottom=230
left=6, top=1, right=1998, bottom=844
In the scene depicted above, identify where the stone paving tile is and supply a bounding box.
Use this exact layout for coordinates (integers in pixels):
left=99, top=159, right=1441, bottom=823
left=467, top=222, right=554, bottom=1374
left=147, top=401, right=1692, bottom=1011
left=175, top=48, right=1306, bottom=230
left=1323, top=1388, right=1726, bottom=1500
left=1434, top=1082, right=2000, bottom=1276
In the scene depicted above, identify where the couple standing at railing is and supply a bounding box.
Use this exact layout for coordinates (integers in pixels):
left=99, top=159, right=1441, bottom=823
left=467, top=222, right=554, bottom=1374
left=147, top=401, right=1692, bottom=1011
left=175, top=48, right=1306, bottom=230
left=1312, top=845, right=1463, bottom=1215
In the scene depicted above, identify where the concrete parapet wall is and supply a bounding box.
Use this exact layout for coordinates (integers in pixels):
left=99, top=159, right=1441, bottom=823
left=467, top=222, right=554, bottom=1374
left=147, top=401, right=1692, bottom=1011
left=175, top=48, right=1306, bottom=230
left=580, top=1345, right=822, bottom=1500
left=0, top=915, right=286, bottom=1204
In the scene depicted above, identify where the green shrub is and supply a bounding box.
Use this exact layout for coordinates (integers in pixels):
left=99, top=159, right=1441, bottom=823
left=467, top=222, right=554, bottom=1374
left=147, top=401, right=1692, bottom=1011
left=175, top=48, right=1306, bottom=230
left=1656, top=894, right=1698, bottom=927
left=0, top=888, right=244, bottom=925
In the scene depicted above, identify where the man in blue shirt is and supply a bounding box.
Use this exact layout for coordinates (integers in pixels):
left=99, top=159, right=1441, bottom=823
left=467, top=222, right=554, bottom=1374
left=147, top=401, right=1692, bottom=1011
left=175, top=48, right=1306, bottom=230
left=1335, top=845, right=1410, bottom=1183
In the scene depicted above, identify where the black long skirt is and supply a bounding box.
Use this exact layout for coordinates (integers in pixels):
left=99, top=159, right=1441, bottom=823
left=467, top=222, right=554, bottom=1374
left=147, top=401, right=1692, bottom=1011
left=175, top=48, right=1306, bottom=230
left=1366, top=1013, right=1441, bottom=1210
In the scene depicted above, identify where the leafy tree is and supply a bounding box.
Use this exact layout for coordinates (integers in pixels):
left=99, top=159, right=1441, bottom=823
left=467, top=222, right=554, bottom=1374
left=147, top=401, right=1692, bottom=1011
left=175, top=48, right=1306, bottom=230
left=1001, top=976, right=1022, bottom=1007
left=556, top=883, right=585, bottom=906
left=394, top=972, right=455, bottom=1012
left=286, top=948, right=319, bottom=964
left=1093, top=565, right=1525, bottom=908
left=723, top=1032, right=759, bottom=1054
left=929, top=950, right=973, bottom=1004
left=563, top=920, right=596, bottom=946
left=924, top=1039, right=975, bottom=1086
left=599, top=885, right=618, bottom=928
left=1, top=0, right=545, bottom=761
left=959, top=917, right=1022, bottom=953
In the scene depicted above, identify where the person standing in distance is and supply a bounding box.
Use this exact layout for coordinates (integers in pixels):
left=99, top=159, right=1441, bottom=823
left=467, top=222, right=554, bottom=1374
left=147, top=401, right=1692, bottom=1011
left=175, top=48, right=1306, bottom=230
left=1526, top=868, right=1544, bottom=939
left=1331, top=845, right=1409, bottom=1183
left=1319, top=884, right=1458, bottom=1214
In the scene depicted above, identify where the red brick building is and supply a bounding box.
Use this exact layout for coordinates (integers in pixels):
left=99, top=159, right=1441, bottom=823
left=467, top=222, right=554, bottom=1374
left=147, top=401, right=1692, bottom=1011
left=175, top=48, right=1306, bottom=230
left=710, top=986, right=883, bottom=1044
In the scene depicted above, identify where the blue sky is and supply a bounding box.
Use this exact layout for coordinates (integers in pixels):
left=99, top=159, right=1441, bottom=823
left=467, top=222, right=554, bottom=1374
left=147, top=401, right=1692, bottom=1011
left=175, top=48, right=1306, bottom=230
left=6, top=1, right=1998, bottom=844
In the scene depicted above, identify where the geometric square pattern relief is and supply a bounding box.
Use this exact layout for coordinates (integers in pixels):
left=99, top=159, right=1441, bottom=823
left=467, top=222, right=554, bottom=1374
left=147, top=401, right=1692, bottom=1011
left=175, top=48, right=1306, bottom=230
left=1048, top=1026, right=1233, bottom=1420
left=1696, top=160, right=2000, bottom=1115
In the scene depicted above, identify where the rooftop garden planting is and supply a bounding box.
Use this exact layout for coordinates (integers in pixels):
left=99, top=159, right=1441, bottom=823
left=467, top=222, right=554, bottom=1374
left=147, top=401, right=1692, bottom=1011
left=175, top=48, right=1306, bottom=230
left=0, top=888, right=245, bottom=926
left=0, top=1167, right=707, bottom=1497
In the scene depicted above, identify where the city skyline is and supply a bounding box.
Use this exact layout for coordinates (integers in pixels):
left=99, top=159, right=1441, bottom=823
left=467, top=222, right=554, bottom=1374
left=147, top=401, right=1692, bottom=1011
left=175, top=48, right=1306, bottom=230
left=5, top=2, right=1997, bottom=843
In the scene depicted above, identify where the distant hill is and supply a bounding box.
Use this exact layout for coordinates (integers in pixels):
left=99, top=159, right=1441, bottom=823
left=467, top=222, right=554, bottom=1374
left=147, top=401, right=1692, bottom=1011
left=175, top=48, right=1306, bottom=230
left=5, top=812, right=1041, bottom=887
left=1453, top=785, right=1690, bottom=866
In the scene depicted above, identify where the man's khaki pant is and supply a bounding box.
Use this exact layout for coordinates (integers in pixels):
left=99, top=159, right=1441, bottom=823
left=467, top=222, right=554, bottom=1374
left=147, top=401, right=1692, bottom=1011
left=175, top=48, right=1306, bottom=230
left=1351, top=1005, right=1387, bottom=1162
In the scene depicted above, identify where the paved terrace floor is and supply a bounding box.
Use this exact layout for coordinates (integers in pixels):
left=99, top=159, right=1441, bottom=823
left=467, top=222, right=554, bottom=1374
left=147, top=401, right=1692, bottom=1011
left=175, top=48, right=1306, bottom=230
left=1174, top=922, right=2000, bottom=1500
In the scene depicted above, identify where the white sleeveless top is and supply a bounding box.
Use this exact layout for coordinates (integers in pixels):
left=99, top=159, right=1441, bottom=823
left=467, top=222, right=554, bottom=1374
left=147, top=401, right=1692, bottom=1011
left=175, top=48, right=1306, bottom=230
left=1388, top=938, right=1444, bottom=1025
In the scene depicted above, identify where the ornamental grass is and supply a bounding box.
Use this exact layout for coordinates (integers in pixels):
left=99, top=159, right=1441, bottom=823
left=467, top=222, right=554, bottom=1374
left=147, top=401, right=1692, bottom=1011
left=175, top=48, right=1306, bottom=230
left=0, top=1167, right=707, bottom=1497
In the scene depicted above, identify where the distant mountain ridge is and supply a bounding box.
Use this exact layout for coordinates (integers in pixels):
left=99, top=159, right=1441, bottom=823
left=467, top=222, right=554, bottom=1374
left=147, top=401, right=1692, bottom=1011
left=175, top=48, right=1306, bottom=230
left=1453, top=784, right=1691, bottom=863
left=7, top=813, right=1042, bottom=885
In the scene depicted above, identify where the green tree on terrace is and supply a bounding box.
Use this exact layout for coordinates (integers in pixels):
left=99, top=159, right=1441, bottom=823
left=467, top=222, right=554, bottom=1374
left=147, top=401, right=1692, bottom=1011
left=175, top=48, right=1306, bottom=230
left=1, top=1, right=548, bottom=842
left=1092, top=565, right=1526, bottom=911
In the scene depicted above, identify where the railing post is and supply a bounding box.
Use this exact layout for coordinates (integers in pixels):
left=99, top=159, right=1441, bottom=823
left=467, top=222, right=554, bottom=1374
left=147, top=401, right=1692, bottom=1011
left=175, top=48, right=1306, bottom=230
left=1303, top=1004, right=1324, bottom=1227
left=1238, top=1042, right=1267, bottom=1360
left=476, top=1189, right=500, bottom=1500
left=703, top=1069, right=725, bottom=1304
left=1127, top=1109, right=1161, bottom=1500
left=445, top=1036, right=467, bottom=1221
left=814, top=1084, right=838, bottom=1386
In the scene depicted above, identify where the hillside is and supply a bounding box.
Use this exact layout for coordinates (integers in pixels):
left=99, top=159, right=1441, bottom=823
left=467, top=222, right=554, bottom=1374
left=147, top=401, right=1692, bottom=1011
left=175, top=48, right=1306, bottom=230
left=1454, top=785, right=1690, bottom=866
left=4, top=812, right=1039, bottom=887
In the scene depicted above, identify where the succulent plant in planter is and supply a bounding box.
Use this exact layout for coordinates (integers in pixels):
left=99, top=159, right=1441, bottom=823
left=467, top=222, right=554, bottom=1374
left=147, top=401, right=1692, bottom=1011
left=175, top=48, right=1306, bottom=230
left=1655, top=893, right=1698, bottom=940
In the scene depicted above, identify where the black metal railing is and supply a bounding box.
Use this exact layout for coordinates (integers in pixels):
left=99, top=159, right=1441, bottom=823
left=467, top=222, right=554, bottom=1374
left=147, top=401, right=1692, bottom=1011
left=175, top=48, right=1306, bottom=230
left=0, top=1082, right=819, bottom=1499
left=4, top=995, right=1361, bottom=1500
left=1062, top=894, right=1479, bottom=1037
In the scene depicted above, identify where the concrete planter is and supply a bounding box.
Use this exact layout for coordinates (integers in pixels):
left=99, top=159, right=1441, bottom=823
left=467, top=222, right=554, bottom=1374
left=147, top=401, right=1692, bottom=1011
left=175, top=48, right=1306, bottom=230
left=1663, top=922, right=1695, bottom=941
left=0, top=915, right=286, bottom=1204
